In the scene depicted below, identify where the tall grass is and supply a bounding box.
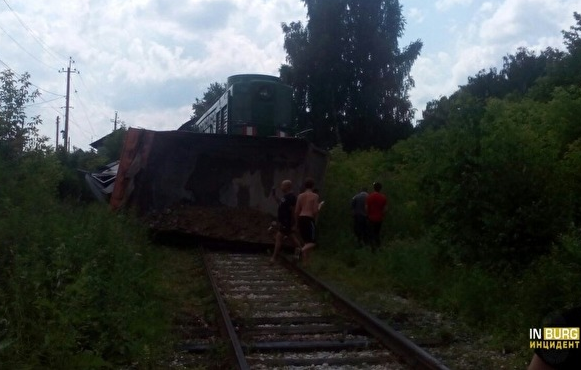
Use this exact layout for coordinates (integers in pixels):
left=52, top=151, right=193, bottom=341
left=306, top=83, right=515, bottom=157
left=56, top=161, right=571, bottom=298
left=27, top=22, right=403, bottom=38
left=0, top=153, right=166, bottom=369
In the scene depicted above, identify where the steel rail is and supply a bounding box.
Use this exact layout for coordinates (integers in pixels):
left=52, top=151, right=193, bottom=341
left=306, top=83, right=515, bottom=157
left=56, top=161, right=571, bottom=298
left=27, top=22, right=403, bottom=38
left=202, top=249, right=250, bottom=370
left=281, top=256, right=451, bottom=370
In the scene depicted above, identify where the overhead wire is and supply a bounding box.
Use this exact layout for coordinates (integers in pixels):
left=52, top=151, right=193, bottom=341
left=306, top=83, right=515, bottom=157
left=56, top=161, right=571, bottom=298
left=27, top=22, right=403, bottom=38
left=76, top=72, right=121, bottom=146
left=77, top=73, right=112, bottom=122
left=0, top=2, right=70, bottom=100
left=0, top=23, right=60, bottom=71
left=68, top=100, right=95, bottom=149
left=0, top=57, right=63, bottom=97
left=72, top=80, right=97, bottom=137
left=0, top=57, right=10, bottom=70
left=70, top=117, right=92, bottom=143
left=1, top=1, right=112, bottom=148
left=0, top=0, right=70, bottom=120
left=0, top=57, right=64, bottom=106
left=0, top=1, right=81, bottom=148
left=36, top=96, right=63, bottom=117
left=0, top=56, right=65, bottom=145
left=1, top=0, right=68, bottom=64
left=24, top=96, right=62, bottom=108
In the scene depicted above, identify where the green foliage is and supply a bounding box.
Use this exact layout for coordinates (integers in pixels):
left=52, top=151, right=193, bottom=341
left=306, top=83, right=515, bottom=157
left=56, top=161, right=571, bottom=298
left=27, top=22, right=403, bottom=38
left=320, top=146, right=431, bottom=244
left=98, top=128, right=127, bottom=162
left=437, top=97, right=560, bottom=265
left=409, top=15, right=581, bottom=269
left=55, top=148, right=110, bottom=201
left=320, top=147, right=383, bottom=245
left=437, top=267, right=504, bottom=324
left=313, top=14, right=581, bottom=365
left=387, top=86, right=581, bottom=269
left=559, top=12, right=581, bottom=86
left=562, top=12, right=581, bottom=53
left=380, top=238, right=438, bottom=297
left=0, top=153, right=165, bottom=369
left=0, top=68, right=167, bottom=369
left=561, top=137, right=581, bottom=220
left=0, top=69, right=49, bottom=156
left=185, top=82, right=227, bottom=131
left=281, top=0, right=421, bottom=150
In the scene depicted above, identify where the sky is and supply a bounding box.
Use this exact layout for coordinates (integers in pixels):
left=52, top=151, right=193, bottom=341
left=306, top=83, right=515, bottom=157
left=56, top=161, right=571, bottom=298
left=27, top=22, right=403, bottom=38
left=0, top=0, right=580, bottom=151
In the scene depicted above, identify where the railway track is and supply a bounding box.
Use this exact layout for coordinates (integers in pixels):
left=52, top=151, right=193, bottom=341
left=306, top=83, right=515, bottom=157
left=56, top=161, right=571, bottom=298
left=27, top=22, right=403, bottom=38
left=178, top=245, right=450, bottom=370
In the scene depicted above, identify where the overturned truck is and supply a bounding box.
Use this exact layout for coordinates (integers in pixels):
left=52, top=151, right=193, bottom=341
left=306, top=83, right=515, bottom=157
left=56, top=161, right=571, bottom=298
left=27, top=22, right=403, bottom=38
left=109, top=128, right=328, bottom=244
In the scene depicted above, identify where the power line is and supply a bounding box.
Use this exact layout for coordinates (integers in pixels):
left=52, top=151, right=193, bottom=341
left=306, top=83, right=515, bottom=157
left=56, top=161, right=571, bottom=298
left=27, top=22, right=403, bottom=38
left=0, top=57, right=63, bottom=96
left=0, top=23, right=60, bottom=71
left=32, top=84, right=63, bottom=97
left=72, top=83, right=96, bottom=137
left=70, top=116, right=92, bottom=142
left=0, top=58, right=10, bottom=70
left=77, top=73, right=112, bottom=121
left=0, top=57, right=64, bottom=116
left=23, top=96, right=62, bottom=108
left=0, top=56, right=65, bottom=147
left=1, top=0, right=68, bottom=64
left=37, top=96, right=64, bottom=118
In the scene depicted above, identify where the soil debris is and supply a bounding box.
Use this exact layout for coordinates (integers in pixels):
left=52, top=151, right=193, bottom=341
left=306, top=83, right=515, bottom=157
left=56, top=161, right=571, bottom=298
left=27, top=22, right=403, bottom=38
left=146, top=204, right=276, bottom=244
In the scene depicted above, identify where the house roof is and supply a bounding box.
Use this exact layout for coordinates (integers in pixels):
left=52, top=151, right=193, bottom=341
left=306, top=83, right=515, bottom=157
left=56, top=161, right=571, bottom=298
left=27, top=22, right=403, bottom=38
left=90, top=129, right=120, bottom=149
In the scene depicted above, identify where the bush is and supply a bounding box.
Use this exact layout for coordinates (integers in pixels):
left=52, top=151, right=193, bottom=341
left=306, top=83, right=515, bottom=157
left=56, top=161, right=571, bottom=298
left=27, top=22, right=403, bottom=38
left=385, top=89, right=581, bottom=269
left=0, top=154, right=165, bottom=369
left=316, top=143, right=581, bottom=361
left=319, top=146, right=424, bottom=249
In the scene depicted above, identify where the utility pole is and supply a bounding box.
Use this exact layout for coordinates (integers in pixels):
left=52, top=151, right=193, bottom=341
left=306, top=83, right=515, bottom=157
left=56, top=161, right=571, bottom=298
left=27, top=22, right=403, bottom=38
left=55, top=116, right=60, bottom=148
left=59, top=57, right=78, bottom=152
left=110, top=111, right=124, bottom=131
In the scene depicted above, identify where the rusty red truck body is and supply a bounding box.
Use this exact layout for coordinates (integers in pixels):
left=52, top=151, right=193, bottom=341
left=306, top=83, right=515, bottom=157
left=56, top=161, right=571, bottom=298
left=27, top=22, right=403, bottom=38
left=109, top=128, right=328, bottom=244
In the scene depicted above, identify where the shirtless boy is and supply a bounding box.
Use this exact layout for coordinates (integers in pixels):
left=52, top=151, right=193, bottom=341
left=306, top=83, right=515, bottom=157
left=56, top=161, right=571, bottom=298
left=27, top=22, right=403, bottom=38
left=295, top=178, right=321, bottom=264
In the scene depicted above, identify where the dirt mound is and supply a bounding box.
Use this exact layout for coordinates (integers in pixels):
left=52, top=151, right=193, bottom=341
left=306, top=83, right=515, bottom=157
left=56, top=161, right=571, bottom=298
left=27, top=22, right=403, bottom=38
left=146, top=204, right=277, bottom=244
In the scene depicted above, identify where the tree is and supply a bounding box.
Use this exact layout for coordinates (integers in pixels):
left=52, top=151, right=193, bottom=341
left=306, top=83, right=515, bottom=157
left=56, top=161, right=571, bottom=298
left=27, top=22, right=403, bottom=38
left=390, top=14, right=581, bottom=269
left=500, top=48, right=546, bottom=96
left=558, top=12, right=581, bottom=86
left=563, top=12, right=581, bottom=53
left=99, top=127, right=127, bottom=162
left=182, top=82, right=227, bottom=131
left=281, top=0, right=422, bottom=151
left=417, top=96, right=452, bottom=131
left=284, top=1, right=349, bottom=148
left=0, top=69, right=47, bottom=156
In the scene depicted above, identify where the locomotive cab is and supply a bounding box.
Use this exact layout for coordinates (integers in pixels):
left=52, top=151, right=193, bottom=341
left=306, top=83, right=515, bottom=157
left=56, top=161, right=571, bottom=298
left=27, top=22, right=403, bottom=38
left=190, top=74, right=293, bottom=138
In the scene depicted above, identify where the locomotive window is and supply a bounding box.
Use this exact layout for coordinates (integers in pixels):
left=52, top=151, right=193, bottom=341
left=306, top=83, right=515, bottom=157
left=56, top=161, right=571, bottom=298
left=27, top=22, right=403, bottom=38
left=257, top=86, right=272, bottom=100
left=216, top=112, right=222, bottom=133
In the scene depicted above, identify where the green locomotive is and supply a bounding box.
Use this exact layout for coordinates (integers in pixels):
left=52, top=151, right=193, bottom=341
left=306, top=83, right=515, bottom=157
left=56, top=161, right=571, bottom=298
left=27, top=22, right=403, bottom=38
left=182, top=74, right=293, bottom=137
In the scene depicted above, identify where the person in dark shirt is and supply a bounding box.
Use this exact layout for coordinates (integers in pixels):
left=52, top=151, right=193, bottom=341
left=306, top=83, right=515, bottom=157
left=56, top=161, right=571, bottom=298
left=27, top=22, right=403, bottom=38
left=270, top=179, right=301, bottom=263
left=528, top=306, right=581, bottom=369
left=351, top=187, right=368, bottom=247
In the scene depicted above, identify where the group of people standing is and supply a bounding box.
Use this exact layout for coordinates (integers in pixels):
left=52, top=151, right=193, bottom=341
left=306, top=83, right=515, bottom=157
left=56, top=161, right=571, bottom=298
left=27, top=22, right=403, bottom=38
left=270, top=178, right=322, bottom=265
left=351, top=182, right=388, bottom=252
left=269, top=178, right=388, bottom=265
left=269, top=178, right=579, bottom=369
